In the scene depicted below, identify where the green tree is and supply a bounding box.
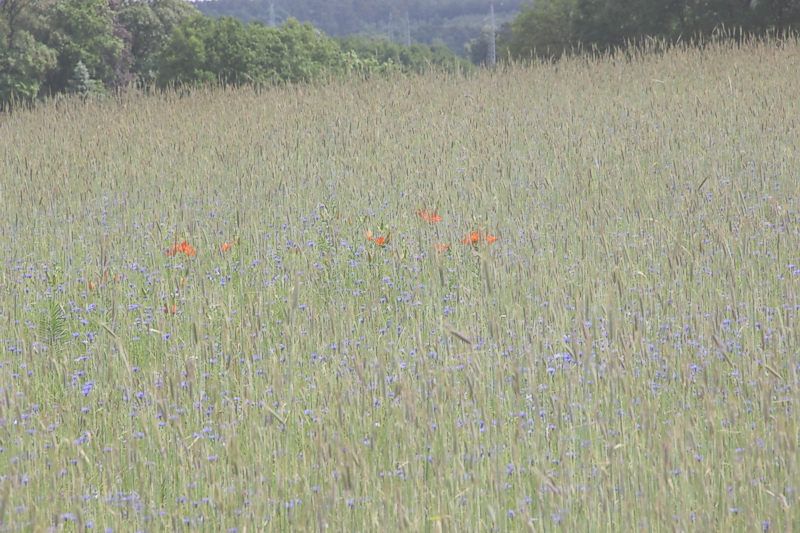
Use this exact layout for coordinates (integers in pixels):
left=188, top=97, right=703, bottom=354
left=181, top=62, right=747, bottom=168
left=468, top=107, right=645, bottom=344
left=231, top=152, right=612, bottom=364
left=0, top=0, right=56, bottom=108
left=753, top=0, right=800, bottom=33
left=1, top=0, right=32, bottom=46
left=336, top=34, right=469, bottom=73
left=466, top=31, right=489, bottom=65
left=0, top=28, right=57, bottom=107
left=46, top=0, right=126, bottom=93
left=571, top=0, right=682, bottom=48
left=242, top=21, right=291, bottom=82
left=273, top=18, right=344, bottom=81
left=677, top=0, right=754, bottom=36
left=116, top=0, right=197, bottom=84
left=500, top=0, right=578, bottom=60
left=157, top=16, right=347, bottom=87
left=156, top=14, right=216, bottom=86
left=68, top=59, right=102, bottom=96
left=501, top=0, right=799, bottom=61
left=206, top=16, right=260, bottom=82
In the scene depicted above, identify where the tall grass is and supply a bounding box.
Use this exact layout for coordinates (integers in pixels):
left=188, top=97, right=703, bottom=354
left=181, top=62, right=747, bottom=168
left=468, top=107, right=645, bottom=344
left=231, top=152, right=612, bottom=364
left=1, top=35, right=799, bottom=531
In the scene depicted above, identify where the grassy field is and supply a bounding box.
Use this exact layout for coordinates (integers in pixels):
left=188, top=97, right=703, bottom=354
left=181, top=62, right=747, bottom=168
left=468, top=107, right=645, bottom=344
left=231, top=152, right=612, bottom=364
left=1, top=36, right=800, bottom=532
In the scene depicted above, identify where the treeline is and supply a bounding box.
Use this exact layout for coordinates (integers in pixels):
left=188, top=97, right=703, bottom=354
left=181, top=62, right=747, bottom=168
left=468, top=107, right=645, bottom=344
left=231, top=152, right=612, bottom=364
left=195, top=0, right=524, bottom=58
left=3, top=0, right=798, bottom=109
left=159, top=20, right=469, bottom=86
left=195, top=0, right=523, bottom=38
left=336, top=36, right=470, bottom=74
left=0, top=0, right=467, bottom=109
left=494, top=0, right=800, bottom=60
left=1, top=0, right=198, bottom=106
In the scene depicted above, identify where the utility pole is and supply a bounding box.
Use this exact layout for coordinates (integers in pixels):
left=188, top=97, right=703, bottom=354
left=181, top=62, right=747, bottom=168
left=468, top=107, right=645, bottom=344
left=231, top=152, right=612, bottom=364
left=388, top=12, right=394, bottom=43
left=269, top=1, right=276, bottom=27
left=405, top=12, right=411, bottom=46
left=487, top=4, right=496, bottom=66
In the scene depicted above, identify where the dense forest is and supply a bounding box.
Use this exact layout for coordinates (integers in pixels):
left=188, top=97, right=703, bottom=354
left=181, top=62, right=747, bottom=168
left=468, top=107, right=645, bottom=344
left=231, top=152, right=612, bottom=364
left=1, top=0, right=798, bottom=110
left=496, top=0, right=800, bottom=61
left=0, top=0, right=468, bottom=110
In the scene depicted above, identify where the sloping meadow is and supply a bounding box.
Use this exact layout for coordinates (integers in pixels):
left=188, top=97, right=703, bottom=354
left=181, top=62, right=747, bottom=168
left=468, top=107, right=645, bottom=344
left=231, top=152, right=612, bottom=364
left=1, top=36, right=800, bottom=531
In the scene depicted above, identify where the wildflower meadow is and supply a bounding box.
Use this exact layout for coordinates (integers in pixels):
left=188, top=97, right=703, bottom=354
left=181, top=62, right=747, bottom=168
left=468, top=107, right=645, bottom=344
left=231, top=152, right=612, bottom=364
left=1, top=36, right=800, bottom=531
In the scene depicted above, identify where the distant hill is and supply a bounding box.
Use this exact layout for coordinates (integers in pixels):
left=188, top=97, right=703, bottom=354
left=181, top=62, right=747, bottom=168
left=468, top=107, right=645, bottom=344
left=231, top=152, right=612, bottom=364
left=193, top=0, right=521, bottom=57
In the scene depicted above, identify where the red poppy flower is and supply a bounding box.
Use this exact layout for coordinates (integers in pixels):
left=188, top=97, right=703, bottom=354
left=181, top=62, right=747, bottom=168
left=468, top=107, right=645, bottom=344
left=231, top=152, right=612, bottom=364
left=485, top=235, right=498, bottom=243
left=167, top=241, right=196, bottom=256
left=462, top=232, right=480, bottom=245
left=434, top=242, right=451, bottom=253
left=366, top=230, right=390, bottom=246
left=182, top=242, right=197, bottom=256
left=415, top=209, right=442, bottom=224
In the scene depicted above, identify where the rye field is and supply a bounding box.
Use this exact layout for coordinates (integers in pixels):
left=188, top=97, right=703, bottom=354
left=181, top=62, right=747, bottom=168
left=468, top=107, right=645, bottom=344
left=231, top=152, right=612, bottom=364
left=1, top=36, right=800, bottom=532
